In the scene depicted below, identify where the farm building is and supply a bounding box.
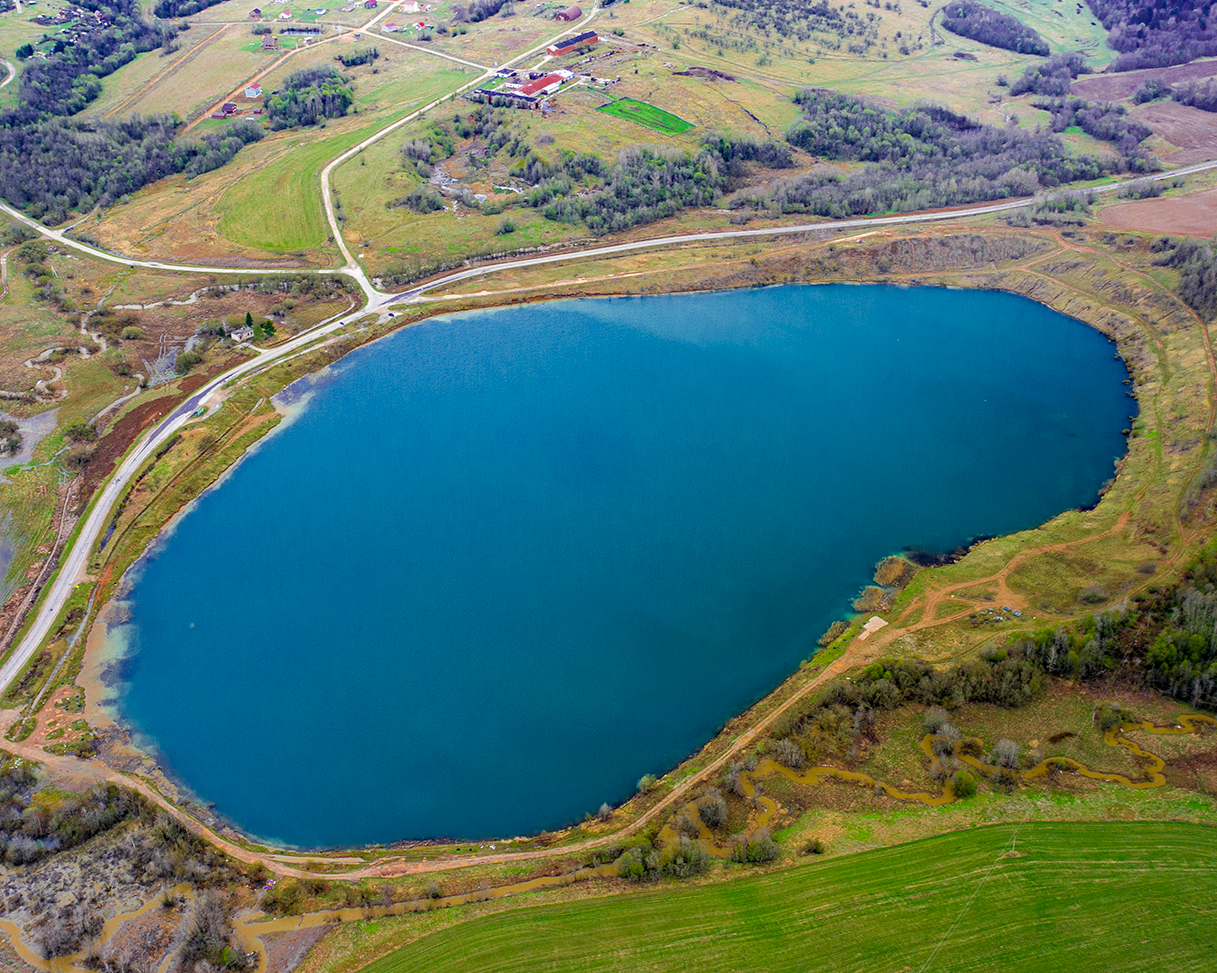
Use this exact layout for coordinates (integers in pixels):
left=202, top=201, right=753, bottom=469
left=554, top=5, right=581, bottom=20
left=546, top=30, right=596, bottom=56
left=249, top=7, right=262, bottom=18
left=245, top=83, right=263, bottom=98
left=260, top=33, right=279, bottom=49
left=518, top=72, right=562, bottom=97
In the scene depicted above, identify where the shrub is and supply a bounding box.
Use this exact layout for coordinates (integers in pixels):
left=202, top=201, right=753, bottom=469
left=922, top=706, right=950, bottom=734
left=732, top=829, right=779, bottom=864
left=63, top=447, right=90, bottom=470
left=175, top=349, right=204, bottom=375
left=659, top=836, right=712, bottom=878
left=424, top=880, right=443, bottom=899
left=1078, top=583, right=1108, bottom=604
left=596, top=802, right=612, bottom=822
left=951, top=769, right=977, bottom=798
left=637, top=773, right=658, bottom=794
left=496, top=217, right=516, bottom=235
left=696, top=788, right=728, bottom=830
left=771, top=737, right=806, bottom=769
left=800, top=837, right=824, bottom=855
left=121, top=326, right=145, bottom=340
left=985, top=738, right=1021, bottom=770
left=62, top=421, right=95, bottom=442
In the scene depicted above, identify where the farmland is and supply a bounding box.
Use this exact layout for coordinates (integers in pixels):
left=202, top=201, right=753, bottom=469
left=4, top=0, right=1217, bottom=969
left=597, top=97, right=693, bottom=134
left=354, top=823, right=1217, bottom=973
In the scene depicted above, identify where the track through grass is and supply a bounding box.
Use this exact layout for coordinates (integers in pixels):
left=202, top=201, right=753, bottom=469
left=359, top=821, right=1217, bottom=973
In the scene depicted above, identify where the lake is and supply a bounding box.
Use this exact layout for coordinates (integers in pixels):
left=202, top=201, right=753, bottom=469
left=109, top=285, right=1132, bottom=848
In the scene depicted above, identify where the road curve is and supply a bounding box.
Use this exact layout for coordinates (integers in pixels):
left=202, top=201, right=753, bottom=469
left=0, top=60, right=15, bottom=90
left=2, top=140, right=1216, bottom=698
left=0, top=310, right=354, bottom=694
left=381, top=159, right=1217, bottom=306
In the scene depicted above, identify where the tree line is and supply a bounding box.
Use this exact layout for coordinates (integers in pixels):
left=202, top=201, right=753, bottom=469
left=1086, top=0, right=1217, bottom=71
left=0, top=0, right=264, bottom=221
left=940, top=0, right=1049, bottom=56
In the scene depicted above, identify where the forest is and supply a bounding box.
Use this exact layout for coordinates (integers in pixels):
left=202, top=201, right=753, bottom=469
left=1085, top=0, right=1217, bottom=71
left=0, top=0, right=262, bottom=221
left=266, top=69, right=355, bottom=130
left=1153, top=236, right=1217, bottom=320
left=1008, top=52, right=1091, bottom=96
left=0, top=117, right=263, bottom=223
left=1031, top=96, right=1152, bottom=154
left=152, top=0, right=226, bottom=17
left=940, top=0, right=1049, bottom=56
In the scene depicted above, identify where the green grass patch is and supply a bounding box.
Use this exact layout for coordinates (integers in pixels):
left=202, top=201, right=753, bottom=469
left=363, top=822, right=1217, bottom=973
left=597, top=98, right=694, bottom=135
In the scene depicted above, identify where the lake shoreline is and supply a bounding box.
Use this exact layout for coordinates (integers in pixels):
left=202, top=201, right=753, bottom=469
left=25, top=226, right=1189, bottom=859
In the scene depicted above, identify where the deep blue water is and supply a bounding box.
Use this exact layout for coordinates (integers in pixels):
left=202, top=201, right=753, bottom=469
left=114, top=285, right=1132, bottom=848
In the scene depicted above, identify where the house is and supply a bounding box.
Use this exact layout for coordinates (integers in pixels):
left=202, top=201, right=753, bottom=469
left=363, top=0, right=376, bottom=6
left=279, top=9, right=292, bottom=18
left=228, top=323, right=255, bottom=342
left=261, top=32, right=279, bottom=48
left=245, top=83, right=263, bottom=98
left=314, top=7, right=327, bottom=14
left=221, top=102, right=238, bottom=114
left=554, top=5, right=581, bottom=21
left=546, top=30, right=596, bottom=56
left=517, top=72, right=562, bottom=97
left=399, top=0, right=420, bottom=10
left=249, top=7, right=262, bottom=18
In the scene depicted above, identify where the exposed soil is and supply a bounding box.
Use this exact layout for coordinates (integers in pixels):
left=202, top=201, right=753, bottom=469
left=1131, top=102, right=1217, bottom=164
left=1071, top=59, right=1217, bottom=100
left=263, top=928, right=330, bottom=973
left=1100, top=186, right=1217, bottom=235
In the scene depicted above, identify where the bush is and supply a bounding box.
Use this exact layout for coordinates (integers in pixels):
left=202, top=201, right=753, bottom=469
left=1078, top=583, right=1108, bottom=605
left=992, top=738, right=1021, bottom=769
left=496, top=217, right=516, bottom=235
left=63, top=447, right=90, bottom=470
left=596, top=802, right=612, bottom=822
left=771, top=737, right=806, bottom=769
left=732, top=829, right=779, bottom=864
left=637, top=773, right=658, bottom=793
left=800, top=837, right=824, bottom=855
left=175, top=349, right=204, bottom=375
left=424, top=880, right=443, bottom=899
left=121, top=326, right=145, bottom=340
left=922, top=706, right=950, bottom=734
left=951, top=769, right=977, bottom=798
left=696, top=788, right=728, bottom=830
left=659, top=836, right=712, bottom=878
left=62, top=421, right=95, bottom=442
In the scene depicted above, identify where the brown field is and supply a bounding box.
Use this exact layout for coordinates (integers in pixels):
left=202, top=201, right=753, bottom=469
left=1100, top=185, right=1217, bottom=235
left=1131, top=101, right=1217, bottom=164
left=1071, top=57, right=1217, bottom=101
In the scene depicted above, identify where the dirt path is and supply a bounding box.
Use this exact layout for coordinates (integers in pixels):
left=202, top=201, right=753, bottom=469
left=103, top=24, right=232, bottom=121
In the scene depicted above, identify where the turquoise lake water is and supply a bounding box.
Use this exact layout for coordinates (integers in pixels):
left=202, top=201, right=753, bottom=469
left=112, top=285, right=1132, bottom=848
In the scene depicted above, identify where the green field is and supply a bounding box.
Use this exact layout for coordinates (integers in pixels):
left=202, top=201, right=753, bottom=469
left=361, top=822, right=1217, bottom=973
left=597, top=99, right=694, bottom=136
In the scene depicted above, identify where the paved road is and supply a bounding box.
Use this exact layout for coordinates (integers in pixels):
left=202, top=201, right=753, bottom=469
left=3, top=81, right=1217, bottom=698
left=0, top=310, right=355, bottom=694
left=374, top=159, right=1217, bottom=308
